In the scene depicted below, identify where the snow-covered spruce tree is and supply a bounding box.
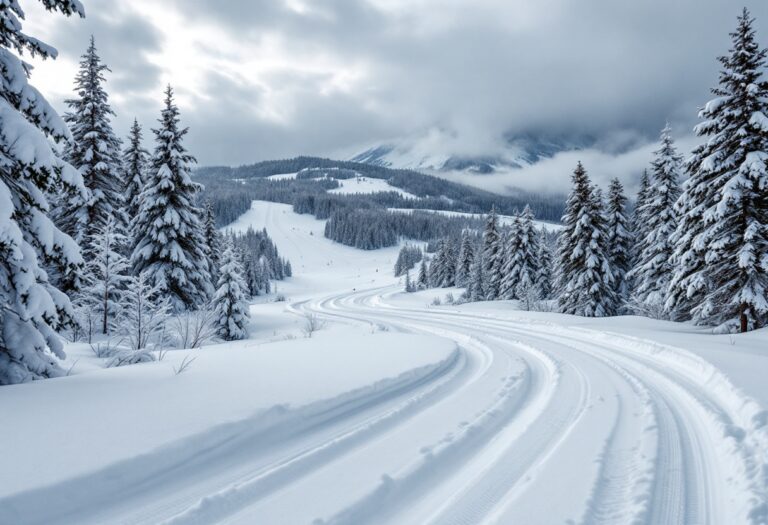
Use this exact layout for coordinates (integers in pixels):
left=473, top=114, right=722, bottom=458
left=501, top=206, right=539, bottom=300
left=433, top=238, right=456, bottom=288
left=203, top=200, right=222, bottom=284
left=131, top=85, right=212, bottom=311
left=557, top=162, right=618, bottom=317
left=122, top=118, right=149, bottom=220
left=404, top=270, right=416, bottom=293
left=499, top=214, right=520, bottom=299
left=534, top=230, right=553, bottom=300
left=0, top=1, right=87, bottom=384
left=467, top=251, right=486, bottom=302
left=417, top=258, right=429, bottom=289
left=674, top=10, right=768, bottom=332
left=605, top=178, right=632, bottom=303
left=77, top=216, right=130, bottom=336
left=213, top=242, right=250, bottom=341
left=58, top=37, right=126, bottom=275
left=482, top=207, right=503, bottom=300
left=455, top=230, right=474, bottom=287
left=628, top=125, right=681, bottom=316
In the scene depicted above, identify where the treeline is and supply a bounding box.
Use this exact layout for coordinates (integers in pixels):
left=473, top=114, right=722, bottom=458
left=325, top=209, right=484, bottom=250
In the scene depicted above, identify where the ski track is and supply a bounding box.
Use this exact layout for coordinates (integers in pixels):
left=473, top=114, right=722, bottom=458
left=9, top=198, right=767, bottom=525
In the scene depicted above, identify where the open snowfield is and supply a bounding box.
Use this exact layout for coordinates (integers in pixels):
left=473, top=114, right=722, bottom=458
left=329, top=177, right=419, bottom=199
left=3, top=200, right=767, bottom=525
left=388, top=207, right=564, bottom=232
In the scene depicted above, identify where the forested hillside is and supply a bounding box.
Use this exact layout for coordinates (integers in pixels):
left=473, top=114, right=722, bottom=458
left=195, top=157, right=565, bottom=226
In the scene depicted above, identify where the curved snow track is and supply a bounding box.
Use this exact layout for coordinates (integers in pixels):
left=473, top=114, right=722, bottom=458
left=6, top=284, right=767, bottom=524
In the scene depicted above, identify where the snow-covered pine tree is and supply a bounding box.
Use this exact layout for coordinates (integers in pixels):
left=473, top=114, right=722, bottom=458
left=455, top=230, right=474, bottom=287
left=629, top=169, right=651, bottom=285
left=557, top=162, right=617, bottom=317
left=436, top=238, right=456, bottom=287
left=628, top=125, right=681, bottom=316
left=671, top=10, right=768, bottom=332
left=417, top=258, right=429, bottom=289
left=482, top=207, right=503, bottom=300
left=77, top=216, right=130, bottom=335
left=58, top=37, right=126, bottom=278
left=122, top=118, right=149, bottom=220
left=605, top=178, right=632, bottom=302
left=534, top=230, right=553, bottom=300
left=131, top=85, right=212, bottom=311
left=499, top=213, right=520, bottom=299
left=404, top=270, right=416, bottom=293
left=203, top=200, right=222, bottom=284
left=468, top=252, right=486, bottom=302
left=213, top=241, right=250, bottom=341
left=501, top=206, right=539, bottom=300
left=0, top=1, right=87, bottom=384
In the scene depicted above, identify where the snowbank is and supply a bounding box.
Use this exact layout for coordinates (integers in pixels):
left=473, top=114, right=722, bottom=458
left=0, top=327, right=456, bottom=503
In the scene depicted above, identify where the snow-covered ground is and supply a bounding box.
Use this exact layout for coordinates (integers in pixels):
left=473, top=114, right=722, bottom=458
left=3, top=200, right=767, bottom=525
left=388, top=207, right=564, bottom=232
left=329, top=177, right=418, bottom=199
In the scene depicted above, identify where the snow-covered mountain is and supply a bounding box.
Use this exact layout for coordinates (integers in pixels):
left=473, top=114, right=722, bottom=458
left=351, top=132, right=589, bottom=174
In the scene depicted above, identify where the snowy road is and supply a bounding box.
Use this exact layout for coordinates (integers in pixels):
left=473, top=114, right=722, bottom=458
left=267, top=285, right=767, bottom=525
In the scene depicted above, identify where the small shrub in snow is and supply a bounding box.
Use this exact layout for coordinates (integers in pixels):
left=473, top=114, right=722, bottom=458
left=445, top=292, right=455, bottom=304
left=302, top=313, right=325, bottom=338
left=274, top=293, right=287, bottom=302
left=171, top=308, right=217, bottom=349
left=106, top=348, right=156, bottom=368
left=173, top=355, right=197, bottom=375
left=431, top=296, right=442, bottom=306
left=90, top=340, right=121, bottom=358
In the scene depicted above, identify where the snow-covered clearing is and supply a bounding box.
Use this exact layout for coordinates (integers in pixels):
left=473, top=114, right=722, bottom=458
left=329, top=177, right=418, bottom=199
left=266, top=172, right=298, bottom=180
left=3, top=200, right=767, bottom=525
left=388, top=207, right=564, bottom=232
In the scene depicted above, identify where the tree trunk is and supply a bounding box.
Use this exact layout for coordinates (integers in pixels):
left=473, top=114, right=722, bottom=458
left=739, top=303, right=748, bottom=333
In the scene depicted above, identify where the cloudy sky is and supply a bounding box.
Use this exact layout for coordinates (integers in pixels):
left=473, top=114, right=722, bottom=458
left=21, top=0, right=768, bottom=192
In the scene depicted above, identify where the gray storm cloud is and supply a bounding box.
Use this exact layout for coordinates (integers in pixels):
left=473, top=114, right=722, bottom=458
left=24, top=0, right=768, bottom=188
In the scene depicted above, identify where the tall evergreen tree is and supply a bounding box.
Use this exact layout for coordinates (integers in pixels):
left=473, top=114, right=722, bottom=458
left=58, top=37, right=125, bottom=273
left=557, top=163, right=617, bottom=317
left=122, top=118, right=149, bottom=220
left=468, top=251, right=486, bottom=302
left=534, top=231, right=553, bottom=300
left=0, top=0, right=86, bottom=384
left=605, top=178, right=632, bottom=302
left=629, top=125, right=681, bottom=314
left=455, top=231, right=475, bottom=287
left=482, top=207, right=503, bottom=300
left=213, top=241, right=250, bottom=341
left=501, top=206, right=539, bottom=300
left=131, top=85, right=212, bottom=311
left=670, top=10, right=768, bottom=331
left=203, top=200, right=222, bottom=284
left=417, top=258, right=429, bottom=289
left=630, top=170, right=651, bottom=277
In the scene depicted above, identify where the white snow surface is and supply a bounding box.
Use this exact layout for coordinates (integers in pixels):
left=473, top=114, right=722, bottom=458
left=3, top=200, right=767, bottom=525
left=329, top=176, right=419, bottom=199
left=388, top=207, right=564, bottom=232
